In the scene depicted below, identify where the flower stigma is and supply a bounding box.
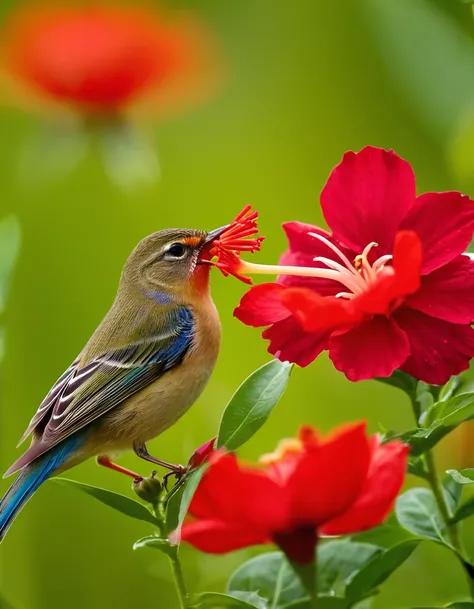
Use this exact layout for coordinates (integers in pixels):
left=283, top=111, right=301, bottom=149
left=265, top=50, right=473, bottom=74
left=202, top=205, right=265, bottom=284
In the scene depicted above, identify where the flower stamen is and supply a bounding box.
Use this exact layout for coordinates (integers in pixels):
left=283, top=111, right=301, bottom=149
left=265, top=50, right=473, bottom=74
left=236, top=232, right=397, bottom=299
left=308, top=232, right=355, bottom=272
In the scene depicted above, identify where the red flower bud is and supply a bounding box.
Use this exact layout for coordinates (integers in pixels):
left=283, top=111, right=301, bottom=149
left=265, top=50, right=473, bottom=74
left=186, top=438, right=216, bottom=471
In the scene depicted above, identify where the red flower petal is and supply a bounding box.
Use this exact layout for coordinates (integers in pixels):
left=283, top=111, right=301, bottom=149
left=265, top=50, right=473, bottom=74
left=355, top=231, right=422, bottom=316
left=281, top=287, right=362, bottom=332
left=189, top=453, right=289, bottom=532
left=263, top=426, right=320, bottom=486
left=279, top=222, right=350, bottom=296
left=179, top=519, right=269, bottom=554
left=321, top=437, right=409, bottom=535
left=320, top=147, right=416, bottom=254
left=263, top=316, right=329, bottom=367
left=405, top=255, right=474, bottom=324
left=288, top=422, right=371, bottom=526
left=186, top=438, right=216, bottom=471
left=395, top=309, right=474, bottom=384
left=233, top=283, right=290, bottom=327
left=400, top=192, right=474, bottom=274
left=328, top=317, right=410, bottom=381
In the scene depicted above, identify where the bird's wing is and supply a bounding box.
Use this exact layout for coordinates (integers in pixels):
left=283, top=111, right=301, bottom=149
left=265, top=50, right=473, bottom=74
left=6, top=307, right=194, bottom=476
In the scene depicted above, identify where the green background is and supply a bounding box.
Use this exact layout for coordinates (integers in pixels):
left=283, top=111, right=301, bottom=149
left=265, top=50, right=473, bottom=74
left=1, top=0, right=474, bottom=607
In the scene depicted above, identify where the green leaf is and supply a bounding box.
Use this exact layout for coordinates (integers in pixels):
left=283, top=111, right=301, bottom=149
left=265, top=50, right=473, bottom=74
left=345, top=540, right=420, bottom=602
left=416, top=382, right=435, bottom=417
left=217, top=360, right=292, bottom=451
left=190, top=592, right=261, bottom=609
left=133, top=535, right=174, bottom=557
left=317, top=540, right=381, bottom=596
left=227, top=551, right=305, bottom=609
left=351, top=522, right=416, bottom=549
left=164, top=476, right=187, bottom=534
left=413, top=605, right=474, bottom=608
left=178, top=466, right=207, bottom=526
left=282, top=598, right=349, bottom=609
left=231, top=592, right=268, bottom=609
left=165, top=464, right=208, bottom=533
left=165, top=465, right=208, bottom=539
left=447, top=469, right=474, bottom=485
left=375, top=370, right=417, bottom=396
left=423, top=392, right=474, bottom=430
left=0, top=215, right=20, bottom=315
left=380, top=428, right=442, bottom=457
left=453, top=496, right=474, bottom=523
left=438, top=376, right=462, bottom=403
left=393, top=393, right=474, bottom=455
left=443, top=475, right=463, bottom=517
left=395, top=488, right=453, bottom=547
left=408, top=457, right=429, bottom=480
left=54, top=478, right=159, bottom=527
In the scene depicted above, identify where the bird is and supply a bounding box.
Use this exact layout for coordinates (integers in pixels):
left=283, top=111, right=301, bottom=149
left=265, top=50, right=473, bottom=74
left=0, top=224, right=230, bottom=542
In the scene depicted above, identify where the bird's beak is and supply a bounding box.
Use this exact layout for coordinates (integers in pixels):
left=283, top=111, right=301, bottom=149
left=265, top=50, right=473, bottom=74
left=204, top=224, right=230, bottom=244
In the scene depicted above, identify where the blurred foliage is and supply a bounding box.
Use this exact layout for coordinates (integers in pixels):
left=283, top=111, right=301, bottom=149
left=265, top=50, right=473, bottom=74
left=0, top=216, right=20, bottom=609
left=0, top=215, right=20, bottom=364
left=1, top=0, right=474, bottom=608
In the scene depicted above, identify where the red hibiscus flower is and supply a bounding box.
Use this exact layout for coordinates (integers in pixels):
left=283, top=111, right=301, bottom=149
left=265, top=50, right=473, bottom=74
left=0, top=3, right=216, bottom=118
left=233, top=147, right=474, bottom=383
left=177, top=422, right=408, bottom=564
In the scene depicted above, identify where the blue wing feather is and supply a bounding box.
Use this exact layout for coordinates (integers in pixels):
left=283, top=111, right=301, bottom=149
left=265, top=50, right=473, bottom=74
left=5, top=307, right=194, bottom=477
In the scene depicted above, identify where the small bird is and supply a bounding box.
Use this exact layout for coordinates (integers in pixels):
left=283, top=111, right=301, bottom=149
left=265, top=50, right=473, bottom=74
left=0, top=223, right=232, bottom=541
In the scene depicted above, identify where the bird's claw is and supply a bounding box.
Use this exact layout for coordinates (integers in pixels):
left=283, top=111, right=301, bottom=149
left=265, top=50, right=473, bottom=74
left=162, top=465, right=187, bottom=492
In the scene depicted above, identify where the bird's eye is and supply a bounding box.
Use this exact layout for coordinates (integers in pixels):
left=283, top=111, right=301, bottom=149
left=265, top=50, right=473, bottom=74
left=166, top=243, right=186, bottom=258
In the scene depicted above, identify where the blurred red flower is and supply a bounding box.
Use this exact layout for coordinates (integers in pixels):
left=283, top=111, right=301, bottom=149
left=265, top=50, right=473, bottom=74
left=177, top=422, right=408, bottom=564
left=234, top=147, right=474, bottom=383
left=0, top=3, right=216, bottom=118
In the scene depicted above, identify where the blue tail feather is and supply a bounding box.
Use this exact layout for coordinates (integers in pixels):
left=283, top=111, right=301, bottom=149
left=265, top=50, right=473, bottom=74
left=0, top=437, right=82, bottom=541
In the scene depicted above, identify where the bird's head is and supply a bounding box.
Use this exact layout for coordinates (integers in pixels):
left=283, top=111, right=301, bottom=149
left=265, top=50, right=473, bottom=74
left=121, top=225, right=229, bottom=303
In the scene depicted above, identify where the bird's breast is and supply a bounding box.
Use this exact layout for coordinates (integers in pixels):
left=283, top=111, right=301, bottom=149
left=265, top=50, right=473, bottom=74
left=99, top=299, right=221, bottom=447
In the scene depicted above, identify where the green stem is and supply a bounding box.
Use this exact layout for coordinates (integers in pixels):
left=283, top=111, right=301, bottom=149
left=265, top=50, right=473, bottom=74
left=311, top=557, right=318, bottom=609
left=411, top=396, right=421, bottom=425
left=289, top=551, right=318, bottom=607
left=424, top=449, right=462, bottom=550
left=410, top=396, right=474, bottom=598
left=168, top=546, right=189, bottom=609
left=151, top=503, right=189, bottom=608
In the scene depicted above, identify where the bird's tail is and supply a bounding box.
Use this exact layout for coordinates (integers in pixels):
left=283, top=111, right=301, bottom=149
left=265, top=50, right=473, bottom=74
left=0, top=438, right=80, bottom=542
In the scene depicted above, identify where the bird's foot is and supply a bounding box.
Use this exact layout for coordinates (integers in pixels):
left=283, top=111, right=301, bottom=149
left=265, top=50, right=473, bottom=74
left=133, top=442, right=186, bottom=474
left=162, top=466, right=187, bottom=492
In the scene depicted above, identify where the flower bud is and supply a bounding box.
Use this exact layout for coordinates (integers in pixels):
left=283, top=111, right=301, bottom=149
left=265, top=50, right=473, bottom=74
left=133, top=473, right=163, bottom=505
left=186, top=437, right=216, bottom=471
